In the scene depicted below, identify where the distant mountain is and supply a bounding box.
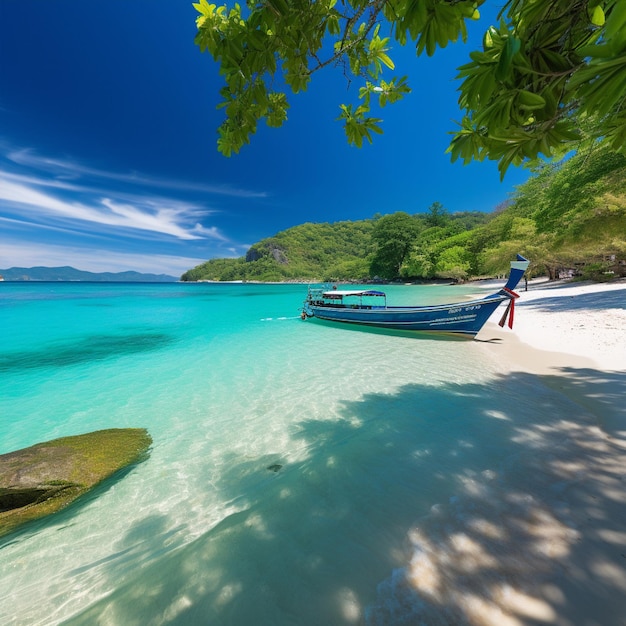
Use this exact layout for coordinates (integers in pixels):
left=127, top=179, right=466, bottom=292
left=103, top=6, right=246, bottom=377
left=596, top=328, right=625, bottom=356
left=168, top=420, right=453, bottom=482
left=0, top=266, right=178, bottom=282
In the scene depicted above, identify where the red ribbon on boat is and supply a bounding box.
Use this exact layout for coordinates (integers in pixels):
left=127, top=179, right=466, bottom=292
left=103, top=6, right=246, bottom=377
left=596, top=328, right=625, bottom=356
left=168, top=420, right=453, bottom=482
left=498, top=287, right=520, bottom=329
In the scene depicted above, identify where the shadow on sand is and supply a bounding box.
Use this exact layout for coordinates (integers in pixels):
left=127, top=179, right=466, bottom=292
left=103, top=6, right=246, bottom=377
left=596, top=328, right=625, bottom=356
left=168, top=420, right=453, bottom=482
left=521, top=284, right=626, bottom=313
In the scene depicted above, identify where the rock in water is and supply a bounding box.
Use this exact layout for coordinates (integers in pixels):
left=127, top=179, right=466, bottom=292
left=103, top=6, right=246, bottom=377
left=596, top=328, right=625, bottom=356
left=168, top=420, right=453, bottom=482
left=0, top=428, right=152, bottom=538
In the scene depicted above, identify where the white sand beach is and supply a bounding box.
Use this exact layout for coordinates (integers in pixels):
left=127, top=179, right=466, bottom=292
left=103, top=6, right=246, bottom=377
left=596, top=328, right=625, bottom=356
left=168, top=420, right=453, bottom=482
left=483, top=277, right=626, bottom=372
left=372, top=279, right=626, bottom=626
left=481, top=278, right=626, bottom=448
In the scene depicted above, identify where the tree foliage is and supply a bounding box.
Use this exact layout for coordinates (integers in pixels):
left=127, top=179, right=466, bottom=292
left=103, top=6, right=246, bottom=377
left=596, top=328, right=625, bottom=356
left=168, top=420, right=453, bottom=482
left=424, top=201, right=449, bottom=228
left=194, top=0, right=626, bottom=175
left=369, top=211, right=422, bottom=278
left=449, top=0, right=626, bottom=178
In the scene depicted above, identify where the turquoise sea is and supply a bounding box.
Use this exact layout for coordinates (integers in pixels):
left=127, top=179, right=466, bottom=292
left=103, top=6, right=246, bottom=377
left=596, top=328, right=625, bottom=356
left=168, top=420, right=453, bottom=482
left=1, top=282, right=618, bottom=625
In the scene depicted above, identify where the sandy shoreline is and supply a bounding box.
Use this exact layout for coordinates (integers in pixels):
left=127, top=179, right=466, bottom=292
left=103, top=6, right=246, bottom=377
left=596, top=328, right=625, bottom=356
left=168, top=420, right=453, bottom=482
left=380, top=279, right=626, bottom=626
left=479, top=278, right=626, bottom=446
left=479, top=277, right=626, bottom=372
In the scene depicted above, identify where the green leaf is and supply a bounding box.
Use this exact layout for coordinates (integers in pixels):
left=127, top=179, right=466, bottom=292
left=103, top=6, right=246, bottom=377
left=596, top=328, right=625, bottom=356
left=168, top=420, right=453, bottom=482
left=377, top=52, right=395, bottom=70
left=517, top=90, right=546, bottom=111
left=495, top=35, right=521, bottom=81
left=327, top=15, right=341, bottom=36
left=589, top=5, right=605, bottom=27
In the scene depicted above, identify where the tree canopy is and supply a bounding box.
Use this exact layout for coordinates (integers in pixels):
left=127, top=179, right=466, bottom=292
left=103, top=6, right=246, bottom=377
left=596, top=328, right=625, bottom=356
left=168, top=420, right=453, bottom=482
left=194, top=0, right=626, bottom=176
left=370, top=211, right=423, bottom=278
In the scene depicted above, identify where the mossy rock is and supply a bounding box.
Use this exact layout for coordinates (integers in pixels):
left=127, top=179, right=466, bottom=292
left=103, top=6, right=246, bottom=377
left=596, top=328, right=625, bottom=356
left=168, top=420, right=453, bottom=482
left=0, top=428, right=152, bottom=538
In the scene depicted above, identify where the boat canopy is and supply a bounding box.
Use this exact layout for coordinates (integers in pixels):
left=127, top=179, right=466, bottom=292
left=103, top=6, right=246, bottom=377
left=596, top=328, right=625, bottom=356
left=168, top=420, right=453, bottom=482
left=321, top=290, right=386, bottom=298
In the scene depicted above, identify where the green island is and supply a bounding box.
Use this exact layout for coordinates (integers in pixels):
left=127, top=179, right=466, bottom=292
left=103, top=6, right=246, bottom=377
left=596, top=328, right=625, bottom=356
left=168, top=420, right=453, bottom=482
left=0, top=428, right=152, bottom=538
left=182, top=144, right=626, bottom=283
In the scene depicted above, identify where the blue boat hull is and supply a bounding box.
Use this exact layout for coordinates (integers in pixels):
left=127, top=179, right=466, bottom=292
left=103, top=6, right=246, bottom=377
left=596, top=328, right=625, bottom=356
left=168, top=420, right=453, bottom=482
left=307, top=295, right=507, bottom=336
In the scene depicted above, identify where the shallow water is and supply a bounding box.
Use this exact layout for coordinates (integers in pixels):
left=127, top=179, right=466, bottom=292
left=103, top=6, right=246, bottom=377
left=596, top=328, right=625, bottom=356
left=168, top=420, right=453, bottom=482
left=1, top=282, right=619, bottom=625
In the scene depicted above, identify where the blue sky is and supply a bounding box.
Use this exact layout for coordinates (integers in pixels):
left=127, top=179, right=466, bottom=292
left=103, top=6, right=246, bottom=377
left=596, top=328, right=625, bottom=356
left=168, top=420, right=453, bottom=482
left=0, top=2, right=529, bottom=277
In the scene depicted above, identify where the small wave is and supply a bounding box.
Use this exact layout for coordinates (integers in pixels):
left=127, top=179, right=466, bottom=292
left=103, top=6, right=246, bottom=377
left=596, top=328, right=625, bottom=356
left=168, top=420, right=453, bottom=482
left=260, top=316, right=300, bottom=321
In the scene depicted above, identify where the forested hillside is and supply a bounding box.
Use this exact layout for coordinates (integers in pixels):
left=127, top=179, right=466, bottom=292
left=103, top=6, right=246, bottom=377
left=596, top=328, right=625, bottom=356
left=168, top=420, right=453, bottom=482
left=182, top=144, right=626, bottom=282
left=181, top=220, right=377, bottom=282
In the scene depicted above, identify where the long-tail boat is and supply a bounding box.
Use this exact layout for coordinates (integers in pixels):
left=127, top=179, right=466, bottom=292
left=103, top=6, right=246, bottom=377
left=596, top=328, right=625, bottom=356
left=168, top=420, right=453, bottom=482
left=301, top=255, right=529, bottom=337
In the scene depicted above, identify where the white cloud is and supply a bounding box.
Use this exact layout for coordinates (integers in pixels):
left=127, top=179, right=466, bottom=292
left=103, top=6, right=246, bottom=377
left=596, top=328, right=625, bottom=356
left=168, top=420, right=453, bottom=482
left=0, top=173, right=226, bottom=241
